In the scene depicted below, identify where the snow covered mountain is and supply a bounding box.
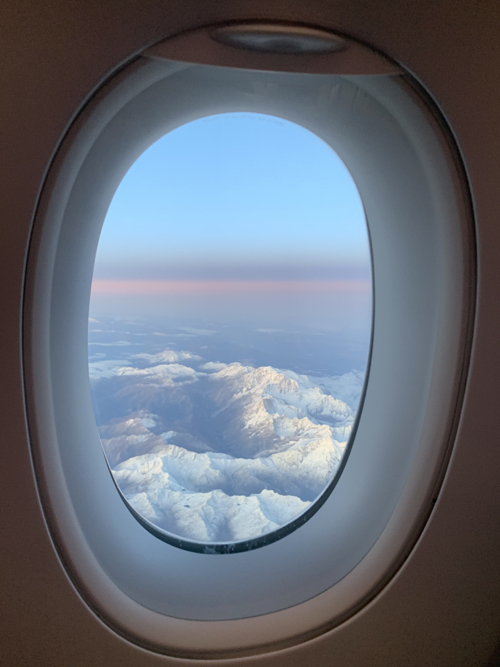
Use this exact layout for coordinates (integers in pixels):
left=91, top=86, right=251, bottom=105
left=90, top=349, right=363, bottom=543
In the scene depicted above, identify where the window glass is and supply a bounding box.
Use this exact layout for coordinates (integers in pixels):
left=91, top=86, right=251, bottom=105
left=88, top=113, right=372, bottom=547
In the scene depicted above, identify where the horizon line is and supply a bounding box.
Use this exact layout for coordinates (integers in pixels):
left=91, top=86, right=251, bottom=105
left=91, top=279, right=371, bottom=295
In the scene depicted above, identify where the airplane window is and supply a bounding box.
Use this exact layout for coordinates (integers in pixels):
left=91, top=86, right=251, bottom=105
left=88, top=112, right=372, bottom=549
left=26, top=44, right=471, bottom=646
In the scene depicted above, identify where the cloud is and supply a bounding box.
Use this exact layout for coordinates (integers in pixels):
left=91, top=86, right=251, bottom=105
left=179, top=327, right=217, bottom=336
left=200, top=361, right=227, bottom=372
left=256, top=328, right=283, bottom=333
left=133, top=349, right=202, bottom=365
left=116, top=363, right=201, bottom=383
left=88, top=341, right=135, bottom=347
left=256, top=328, right=301, bottom=334
left=89, top=359, right=130, bottom=380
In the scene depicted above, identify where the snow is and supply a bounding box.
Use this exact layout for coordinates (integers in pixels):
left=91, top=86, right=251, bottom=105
left=122, top=485, right=310, bottom=542
left=92, top=346, right=364, bottom=543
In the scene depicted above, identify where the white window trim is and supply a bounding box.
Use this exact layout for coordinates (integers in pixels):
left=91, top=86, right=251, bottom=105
left=23, top=27, right=474, bottom=657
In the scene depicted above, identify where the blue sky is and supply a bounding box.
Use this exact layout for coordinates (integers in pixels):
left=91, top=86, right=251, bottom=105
left=91, top=112, right=371, bottom=330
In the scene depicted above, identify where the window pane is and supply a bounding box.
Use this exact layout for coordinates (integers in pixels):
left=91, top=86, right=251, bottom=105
left=88, top=113, right=372, bottom=547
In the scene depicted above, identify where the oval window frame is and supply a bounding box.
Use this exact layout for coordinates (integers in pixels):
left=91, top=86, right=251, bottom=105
left=90, top=109, right=374, bottom=554
left=23, top=25, right=475, bottom=658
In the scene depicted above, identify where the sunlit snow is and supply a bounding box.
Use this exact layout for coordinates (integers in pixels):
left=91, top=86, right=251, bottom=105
left=90, top=344, right=363, bottom=543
